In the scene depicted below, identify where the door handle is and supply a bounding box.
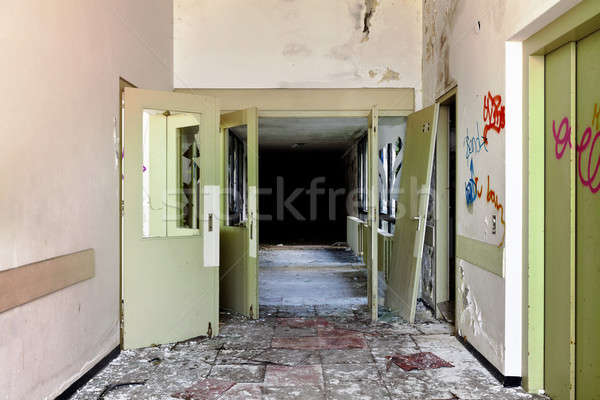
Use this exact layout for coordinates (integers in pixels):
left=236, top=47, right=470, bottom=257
left=250, top=212, right=254, bottom=240
left=411, top=216, right=423, bottom=231
left=208, top=213, right=213, bottom=232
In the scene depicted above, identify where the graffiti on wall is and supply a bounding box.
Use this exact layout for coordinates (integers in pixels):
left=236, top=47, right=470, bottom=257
left=463, top=91, right=506, bottom=247
left=482, top=92, right=505, bottom=145
left=464, top=123, right=488, bottom=161
left=552, top=112, right=600, bottom=194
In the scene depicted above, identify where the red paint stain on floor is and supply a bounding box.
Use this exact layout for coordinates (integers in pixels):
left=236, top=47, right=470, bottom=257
left=387, top=352, right=454, bottom=371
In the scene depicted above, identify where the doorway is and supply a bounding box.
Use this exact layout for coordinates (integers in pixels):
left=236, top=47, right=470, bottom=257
left=257, top=117, right=369, bottom=312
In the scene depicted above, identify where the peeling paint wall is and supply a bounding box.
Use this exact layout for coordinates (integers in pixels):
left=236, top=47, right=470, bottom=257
left=421, top=0, right=581, bottom=375
left=0, top=1, right=173, bottom=399
left=174, top=0, right=423, bottom=107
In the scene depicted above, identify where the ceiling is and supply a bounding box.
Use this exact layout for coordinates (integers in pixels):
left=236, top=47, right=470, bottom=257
left=230, top=117, right=368, bottom=151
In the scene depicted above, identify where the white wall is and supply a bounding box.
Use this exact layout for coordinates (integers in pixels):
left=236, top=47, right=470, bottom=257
left=174, top=0, right=423, bottom=107
left=0, top=1, right=173, bottom=399
left=421, top=0, right=580, bottom=376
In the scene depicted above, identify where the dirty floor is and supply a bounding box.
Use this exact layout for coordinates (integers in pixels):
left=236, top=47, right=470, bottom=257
left=69, top=304, right=546, bottom=400
left=70, top=248, right=547, bottom=399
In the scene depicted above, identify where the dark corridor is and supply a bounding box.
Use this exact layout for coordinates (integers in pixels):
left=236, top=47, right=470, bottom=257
left=259, top=149, right=348, bottom=245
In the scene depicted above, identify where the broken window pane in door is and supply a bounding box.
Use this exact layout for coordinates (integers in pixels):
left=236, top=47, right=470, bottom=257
left=166, top=112, right=202, bottom=236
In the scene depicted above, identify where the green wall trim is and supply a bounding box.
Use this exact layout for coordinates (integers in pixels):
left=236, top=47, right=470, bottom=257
left=456, top=235, right=503, bottom=277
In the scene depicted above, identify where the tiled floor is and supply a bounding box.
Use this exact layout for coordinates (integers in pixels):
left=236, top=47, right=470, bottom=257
left=70, top=249, right=547, bottom=399
left=69, top=305, right=547, bottom=400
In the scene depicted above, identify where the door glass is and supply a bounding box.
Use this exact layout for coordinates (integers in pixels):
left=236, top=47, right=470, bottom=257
left=166, top=112, right=202, bottom=236
left=142, top=109, right=167, bottom=238
left=178, top=124, right=200, bottom=230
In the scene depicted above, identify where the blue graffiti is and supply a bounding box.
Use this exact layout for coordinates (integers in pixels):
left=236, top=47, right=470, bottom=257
left=465, top=159, right=478, bottom=206
left=464, top=122, right=488, bottom=161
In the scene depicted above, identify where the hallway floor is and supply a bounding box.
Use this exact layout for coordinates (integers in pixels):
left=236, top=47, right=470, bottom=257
left=69, top=305, right=545, bottom=400
left=69, top=248, right=546, bottom=399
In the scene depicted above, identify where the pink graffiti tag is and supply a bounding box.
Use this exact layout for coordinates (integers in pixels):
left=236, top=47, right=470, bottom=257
left=482, top=92, right=505, bottom=145
left=552, top=116, right=600, bottom=194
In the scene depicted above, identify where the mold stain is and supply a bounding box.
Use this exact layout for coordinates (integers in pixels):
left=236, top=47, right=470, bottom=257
left=362, top=0, right=379, bottom=41
left=379, top=67, right=400, bottom=82
left=368, top=70, right=377, bottom=78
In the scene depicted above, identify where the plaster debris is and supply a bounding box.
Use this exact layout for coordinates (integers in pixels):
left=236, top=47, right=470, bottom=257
left=69, top=304, right=547, bottom=400
left=69, top=250, right=547, bottom=399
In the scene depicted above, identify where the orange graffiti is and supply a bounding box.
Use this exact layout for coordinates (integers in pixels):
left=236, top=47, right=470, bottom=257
left=482, top=92, right=505, bottom=145
left=486, top=175, right=505, bottom=247
left=592, top=103, right=600, bottom=131
left=474, top=176, right=483, bottom=198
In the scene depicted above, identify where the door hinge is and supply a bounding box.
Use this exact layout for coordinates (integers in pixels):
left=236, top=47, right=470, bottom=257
left=120, top=200, right=125, bottom=217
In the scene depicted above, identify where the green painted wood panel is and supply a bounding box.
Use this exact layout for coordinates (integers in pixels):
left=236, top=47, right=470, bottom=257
left=576, top=29, right=600, bottom=400
left=219, top=109, right=259, bottom=319
left=455, top=235, right=503, bottom=277
left=544, top=43, right=575, bottom=400
left=122, top=88, right=219, bottom=349
left=386, top=104, right=438, bottom=323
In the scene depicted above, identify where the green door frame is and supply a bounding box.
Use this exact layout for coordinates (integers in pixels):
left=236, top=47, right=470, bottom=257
left=523, top=0, right=600, bottom=393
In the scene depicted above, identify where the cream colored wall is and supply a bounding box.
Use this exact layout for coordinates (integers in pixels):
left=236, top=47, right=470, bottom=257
left=174, top=0, right=423, bottom=108
left=421, top=0, right=580, bottom=376
left=0, top=1, right=173, bottom=399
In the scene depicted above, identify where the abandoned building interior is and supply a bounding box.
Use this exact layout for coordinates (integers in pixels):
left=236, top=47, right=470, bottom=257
left=1, top=0, right=599, bottom=399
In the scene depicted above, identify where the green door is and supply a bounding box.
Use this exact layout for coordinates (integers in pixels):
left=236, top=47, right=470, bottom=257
left=367, top=107, right=379, bottom=321
left=544, top=43, right=576, bottom=400
left=122, top=88, right=220, bottom=349
left=575, top=29, right=600, bottom=400
left=386, top=104, right=438, bottom=323
left=219, top=109, right=259, bottom=319
left=544, top=30, right=600, bottom=400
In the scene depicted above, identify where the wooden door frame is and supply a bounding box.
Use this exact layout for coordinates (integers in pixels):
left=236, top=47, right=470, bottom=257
left=523, top=1, right=600, bottom=393
left=118, top=77, right=135, bottom=348
left=433, top=87, right=457, bottom=319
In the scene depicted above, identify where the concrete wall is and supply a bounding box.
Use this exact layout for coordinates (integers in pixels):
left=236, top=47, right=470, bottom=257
left=0, top=1, right=173, bottom=399
left=421, top=0, right=580, bottom=376
left=174, top=0, right=423, bottom=107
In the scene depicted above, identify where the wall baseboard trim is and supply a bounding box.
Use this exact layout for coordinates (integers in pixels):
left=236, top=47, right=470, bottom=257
left=456, top=336, right=522, bottom=388
left=55, top=346, right=120, bottom=400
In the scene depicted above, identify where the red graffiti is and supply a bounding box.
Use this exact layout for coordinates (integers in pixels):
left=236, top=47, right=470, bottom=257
left=552, top=116, right=600, bottom=194
left=482, top=92, right=505, bottom=145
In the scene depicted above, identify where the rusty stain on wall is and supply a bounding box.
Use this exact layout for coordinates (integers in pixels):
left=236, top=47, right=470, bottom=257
left=422, top=0, right=459, bottom=105
left=379, top=67, right=400, bottom=82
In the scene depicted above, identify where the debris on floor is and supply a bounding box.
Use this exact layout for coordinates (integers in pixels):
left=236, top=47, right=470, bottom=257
left=70, top=305, right=549, bottom=400
left=386, top=351, right=454, bottom=372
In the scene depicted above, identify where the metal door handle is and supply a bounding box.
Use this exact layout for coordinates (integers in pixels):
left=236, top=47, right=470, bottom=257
left=411, top=216, right=423, bottom=231
left=208, top=213, right=213, bottom=232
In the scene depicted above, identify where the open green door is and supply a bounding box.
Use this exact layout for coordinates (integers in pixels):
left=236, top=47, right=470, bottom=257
left=366, top=107, right=379, bottom=321
left=121, top=88, right=220, bottom=349
left=220, top=108, right=259, bottom=319
left=386, top=104, right=439, bottom=323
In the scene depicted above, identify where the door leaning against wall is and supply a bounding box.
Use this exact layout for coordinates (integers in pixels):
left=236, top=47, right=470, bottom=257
left=121, top=88, right=220, bottom=349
